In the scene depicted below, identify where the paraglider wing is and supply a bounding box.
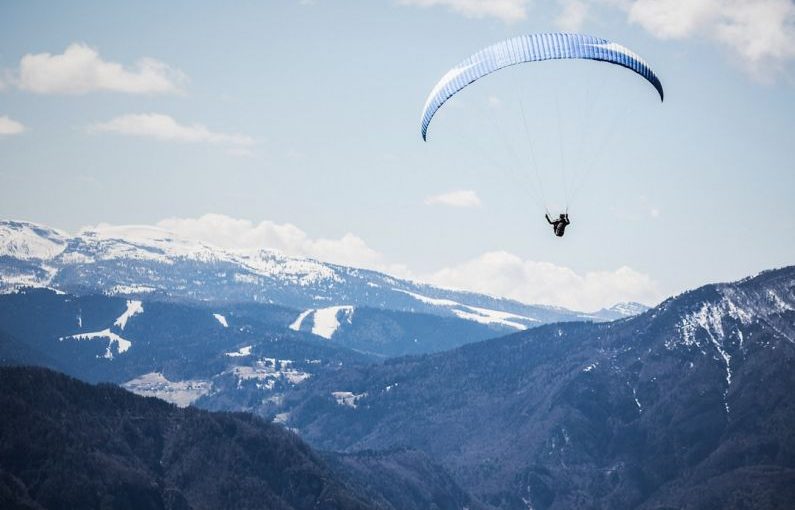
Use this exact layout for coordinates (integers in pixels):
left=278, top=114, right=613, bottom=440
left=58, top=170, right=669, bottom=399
left=421, top=33, right=664, bottom=141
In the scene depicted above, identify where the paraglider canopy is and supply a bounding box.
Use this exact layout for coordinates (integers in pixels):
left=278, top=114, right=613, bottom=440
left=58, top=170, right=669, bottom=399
left=421, top=33, right=663, bottom=141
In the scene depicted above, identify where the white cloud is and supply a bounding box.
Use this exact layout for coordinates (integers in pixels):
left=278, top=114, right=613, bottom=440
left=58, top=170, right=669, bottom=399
left=0, top=115, right=26, bottom=136
left=397, top=0, right=530, bottom=23
left=427, top=251, right=660, bottom=311
left=425, top=189, right=482, bottom=208
left=155, top=214, right=410, bottom=276
left=625, top=0, right=795, bottom=79
left=89, top=113, right=254, bottom=148
left=556, top=0, right=589, bottom=31
left=15, top=43, right=185, bottom=95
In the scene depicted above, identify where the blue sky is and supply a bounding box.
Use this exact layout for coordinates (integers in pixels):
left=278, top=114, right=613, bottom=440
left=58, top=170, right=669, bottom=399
left=1, top=0, right=793, bottom=310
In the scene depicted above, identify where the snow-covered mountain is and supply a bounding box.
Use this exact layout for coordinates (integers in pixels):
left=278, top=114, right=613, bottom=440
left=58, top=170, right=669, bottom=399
left=0, top=221, right=67, bottom=260
left=0, top=219, right=644, bottom=329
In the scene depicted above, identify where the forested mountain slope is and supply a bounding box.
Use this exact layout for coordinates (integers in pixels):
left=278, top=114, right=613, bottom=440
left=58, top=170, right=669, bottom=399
left=0, top=366, right=482, bottom=510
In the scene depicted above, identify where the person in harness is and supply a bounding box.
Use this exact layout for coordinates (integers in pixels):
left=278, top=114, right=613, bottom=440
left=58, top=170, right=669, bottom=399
left=545, top=212, right=570, bottom=237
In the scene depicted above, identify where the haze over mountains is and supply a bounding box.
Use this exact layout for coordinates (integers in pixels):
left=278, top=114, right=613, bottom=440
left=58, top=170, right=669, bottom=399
left=1, top=218, right=793, bottom=509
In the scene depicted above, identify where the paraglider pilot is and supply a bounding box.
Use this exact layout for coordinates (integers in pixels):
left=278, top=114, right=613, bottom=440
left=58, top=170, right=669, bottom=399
left=546, top=213, right=570, bottom=237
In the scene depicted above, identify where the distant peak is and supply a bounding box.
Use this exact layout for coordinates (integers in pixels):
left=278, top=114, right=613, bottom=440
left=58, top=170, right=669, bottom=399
left=0, top=220, right=68, bottom=260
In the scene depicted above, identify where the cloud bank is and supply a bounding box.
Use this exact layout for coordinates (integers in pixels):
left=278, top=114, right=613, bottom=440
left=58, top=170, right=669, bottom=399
left=427, top=251, right=660, bottom=311
left=14, top=43, right=185, bottom=95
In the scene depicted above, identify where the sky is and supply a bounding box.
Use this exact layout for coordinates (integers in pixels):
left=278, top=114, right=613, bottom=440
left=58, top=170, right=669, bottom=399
left=0, top=0, right=793, bottom=311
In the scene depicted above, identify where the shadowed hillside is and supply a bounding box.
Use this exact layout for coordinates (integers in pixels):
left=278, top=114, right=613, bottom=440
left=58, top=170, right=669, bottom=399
left=0, top=366, right=375, bottom=510
left=0, top=366, right=485, bottom=510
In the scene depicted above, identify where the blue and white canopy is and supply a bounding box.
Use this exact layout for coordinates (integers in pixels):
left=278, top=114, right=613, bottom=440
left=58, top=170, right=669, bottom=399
left=421, top=33, right=664, bottom=141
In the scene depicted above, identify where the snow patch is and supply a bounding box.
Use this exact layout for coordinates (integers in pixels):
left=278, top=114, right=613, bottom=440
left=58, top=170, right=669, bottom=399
left=332, top=391, right=367, bottom=408
left=289, top=306, right=354, bottom=339
left=394, top=289, right=534, bottom=330
left=633, top=387, right=642, bottom=414
left=583, top=362, right=598, bottom=373
left=312, top=306, right=354, bottom=339
left=289, top=309, right=313, bottom=331
left=225, top=345, right=251, bottom=357
left=396, top=289, right=460, bottom=307
left=114, top=300, right=143, bottom=330
left=451, top=305, right=531, bottom=330
left=213, top=313, right=228, bottom=328
left=60, top=329, right=132, bottom=359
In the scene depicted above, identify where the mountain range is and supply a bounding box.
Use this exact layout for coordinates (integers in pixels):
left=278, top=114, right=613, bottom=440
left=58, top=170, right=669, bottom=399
left=2, top=267, right=792, bottom=508
left=0, top=219, right=646, bottom=330
left=0, top=218, right=648, bottom=425
left=2, top=218, right=793, bottom=509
